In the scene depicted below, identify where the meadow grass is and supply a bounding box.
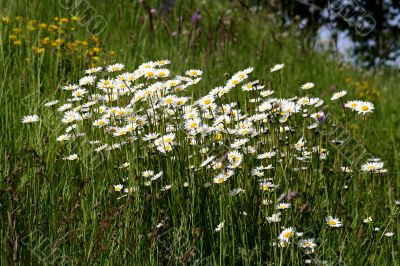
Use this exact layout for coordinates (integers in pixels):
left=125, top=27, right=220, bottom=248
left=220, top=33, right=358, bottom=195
left=1, top=1, right=399, bottom=265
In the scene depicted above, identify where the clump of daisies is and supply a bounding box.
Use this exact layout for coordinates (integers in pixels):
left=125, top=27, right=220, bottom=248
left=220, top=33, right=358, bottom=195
left=39, top=60, right=394, bottom=261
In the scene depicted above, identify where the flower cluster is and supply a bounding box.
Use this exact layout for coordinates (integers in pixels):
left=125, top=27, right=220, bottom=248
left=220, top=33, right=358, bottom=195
left=24, top=60, right=394, bottom=262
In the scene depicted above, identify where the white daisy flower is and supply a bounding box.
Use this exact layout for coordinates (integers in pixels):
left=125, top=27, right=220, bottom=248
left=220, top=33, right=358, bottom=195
left=22, top=115, right=40, bottom=123
left=215, top=221, right=225, bottom=232
left=331, top=90, right=347, bottom=100
left=63, top=154, right=78, bottom=161
left=270, top=63, right=285, bottom=73
left=301, top=82, right=314, bottom=90
left=107, top=63, right=125, bottom=72
left=325, top=216, right=342, bottom=227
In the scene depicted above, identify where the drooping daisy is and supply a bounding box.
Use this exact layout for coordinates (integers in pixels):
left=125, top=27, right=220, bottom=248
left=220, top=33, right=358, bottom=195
left=63, top=154, right=78, bottom=160
left=215, top=221, right=225, bottom=232
left=229, top=188, right=245, bottom=197
left=270, top=63, right=285, bottom=73
left=325, top=216, right=343, bottom=227
left=384, top=232, right=394, bottom=237
left=330, top=90, right=347, bottom=100
left=266, top=212, right=281, bottom=223
left=63, top=84, right=79, bottom=91
left=85, top=67, right=102, bottom=74
left=22, top=115, right=40, bottom=123
left=142, top=133, right=159, bottom=141
left=301, top=82, right=314, bottom=90
left=276, top=202, right=291, bottom=210
left=363, top=217, right=373, bottom=224
left=56, top=134, right=71, bottom=142
left=151, top=171, right=163, bottom=181
left=44, top=100, right=59, bottom=107
left=160, top=184, right=172, bottom=191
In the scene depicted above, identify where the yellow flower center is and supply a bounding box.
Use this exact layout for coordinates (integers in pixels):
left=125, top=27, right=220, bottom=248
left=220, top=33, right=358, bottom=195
left=328, top=220, right=337, bottom=226
left=283, top=232, right=293, bottom=238
left=304, top=242, right=312, bottom=247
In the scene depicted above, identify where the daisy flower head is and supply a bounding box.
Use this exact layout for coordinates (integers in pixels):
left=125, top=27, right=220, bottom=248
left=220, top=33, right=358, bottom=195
left=278, top=227, right=295, bottom=242
left=151, top=171, right=163, bottom=181
left=155, top=59, right=171, bottom=66
left=215, top=221, right=225, bottom=232
left=361, top=161, right=385, bottom=173
left=85, top=67, right=102, bottom=74
left=276, top=202, right=291, bottom=210
left=142, top=170, right=154, bottom=178
left=363, top=217, right=373, bottom=224
left=79, top=76, right=96, bottom=86
left=198, top=95, right=215, bottom=110
left=260, top=181, right=276, bottom=191
left=356, top=101, right=374, bottom=115
left=185, top=69, right=203, bottom=77
left=22, top=114, right=40, bottom=123
left=144, top=68, right=157, bottom=78
left=331, top=90, right=347, bottom=100
left=266, top=212, right=281, bottom=223
left=301, top=82, right=314, bottom=90
left=56, top=134, right=71, bottom=142
left=213, top=173, right=228, bottom=184
left=344, top=100, right=360, bottom=111
left=325, top=216, right=342, bottom=227
left=270, top=63, right=285, bottom=73
left=72, top=88, right=88, bottom=98
left=300, top=238, right=317, bottom=252
left=63, top=84, right=79, bottom=91
left=156, top=69, right=170, bottom=78
left=242, top=81, right=257, bottom=91
left=227, top=75, right=244, bottom=87
left=44, top=100, right=59, bottom=107
left=384, top=232, right=394, bottom=237
left=114, top=184, right=123, bottom=192
left=63, top=154, right=78, bottom=161
left=107, top=63, right=124, bottom=72
left=229, top=188, right=245, bottom=197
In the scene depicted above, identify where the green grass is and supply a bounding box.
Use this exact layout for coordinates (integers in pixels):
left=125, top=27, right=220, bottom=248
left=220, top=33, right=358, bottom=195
left=1, top=0, right=399, bottom=265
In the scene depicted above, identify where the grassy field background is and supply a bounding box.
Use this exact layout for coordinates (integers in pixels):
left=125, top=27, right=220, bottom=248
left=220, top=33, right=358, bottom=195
left=1, top=0, right=399, bottom=265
